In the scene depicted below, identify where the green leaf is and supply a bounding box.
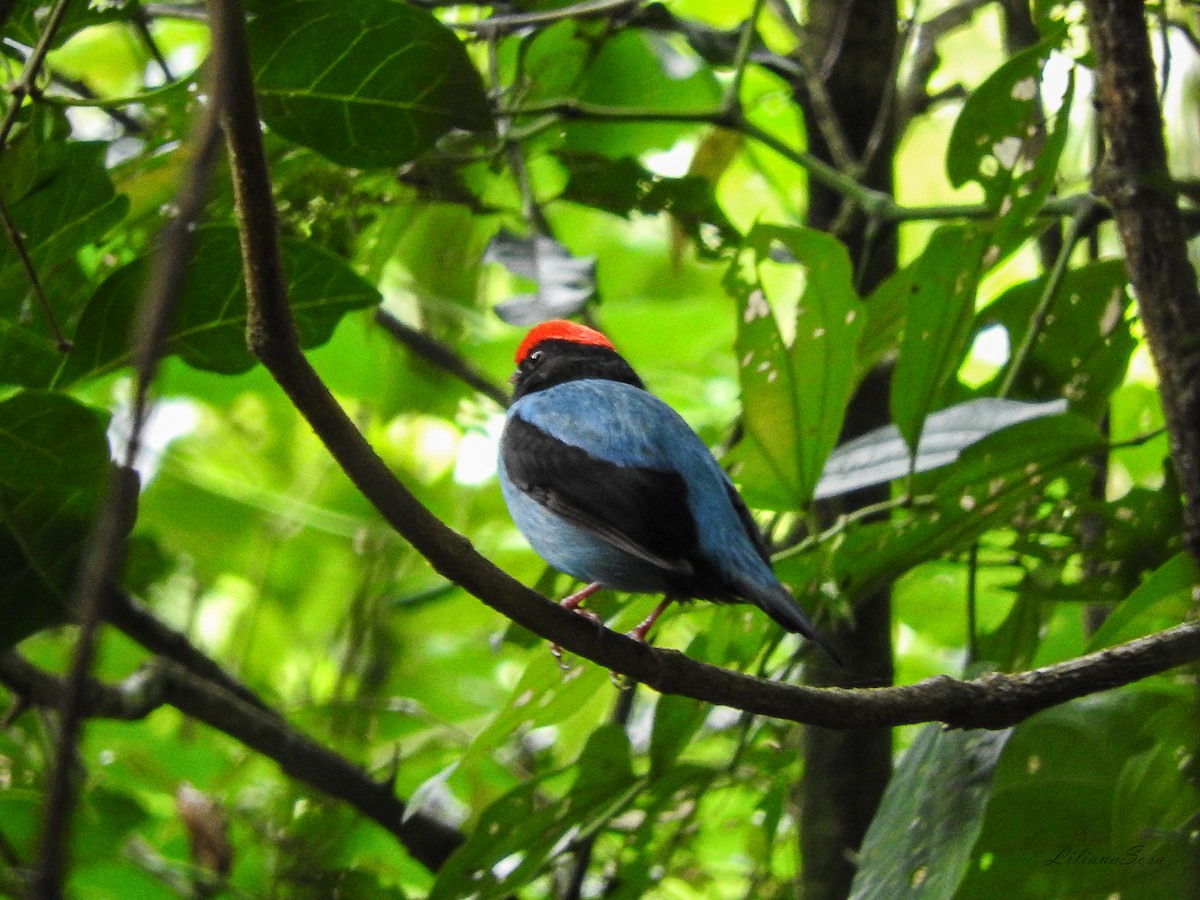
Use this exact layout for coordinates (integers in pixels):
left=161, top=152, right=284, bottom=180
left=0, top=139, right=129, bottom=388
left=431, top=724, right=642, bottom=900
left=0, top=141, right=128, bottom=276
left=248, top=0, right=493, bottom=169
left=780, top=414, right=1103, bottom=607
left=725, top=225, right=865, bottom=509
left=959, top=686, right=1200, bottom=899
left=464, top=651, right=609, bottom=763
left=947, top=33, right=1066, bottom=202
left=890, top=224, right=990, bottom=454
left=0, top=390, right=110, bottom=490
left=3, top=0, right=136, bottom=49
left=981, top=259, right=1134, bottom=417
left=554, top=151, right=739, bottom=258
left=648, top=692, right=707, bottom=778
left=59, top=226, right=381, bottom=383
left=0, top=391, right=110, bottom=647
left=1087, top=552, right=1199, bottom=650
left=946, top=32, right=1074, bottom=259
left=562, top=29, right=722, bottom=159
left=850, top=725, right=1012, bottom=900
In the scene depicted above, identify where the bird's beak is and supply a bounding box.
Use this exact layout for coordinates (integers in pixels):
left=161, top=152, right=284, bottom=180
left=509, top=371, right=520, bottom=386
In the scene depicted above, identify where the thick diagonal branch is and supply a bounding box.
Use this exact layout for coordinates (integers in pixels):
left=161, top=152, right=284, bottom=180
left=207, top=0, right=1200, bottom=736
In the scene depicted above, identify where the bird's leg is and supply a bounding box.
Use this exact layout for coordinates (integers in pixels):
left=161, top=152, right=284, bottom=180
left=560, top=581, right=603, bottom=616
left=626, top=596, right=674, bottom=644
left=551, top=582, right=604, bottom=664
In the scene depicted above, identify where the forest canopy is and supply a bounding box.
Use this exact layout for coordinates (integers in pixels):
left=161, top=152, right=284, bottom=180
left=1, top=1, right=1199, bottom=898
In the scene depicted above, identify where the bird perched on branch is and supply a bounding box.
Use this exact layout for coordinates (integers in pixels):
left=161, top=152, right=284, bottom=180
left=498, top=319, right=839, bottom=663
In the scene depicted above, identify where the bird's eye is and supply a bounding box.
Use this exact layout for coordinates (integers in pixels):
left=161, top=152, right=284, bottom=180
left=527, top=349, right=544, bottom=366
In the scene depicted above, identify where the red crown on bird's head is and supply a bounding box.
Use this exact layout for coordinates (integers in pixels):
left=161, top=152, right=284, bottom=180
left=516, top=320, right=615, bottom=364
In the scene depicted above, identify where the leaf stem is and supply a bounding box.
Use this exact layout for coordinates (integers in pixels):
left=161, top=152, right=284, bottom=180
left=998, top=196, right=1104, bottom=398
left=0, top=194, right=72, bottom=352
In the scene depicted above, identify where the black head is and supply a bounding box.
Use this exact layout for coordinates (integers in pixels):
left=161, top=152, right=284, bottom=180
left=511, top=320, right=645, bottom=401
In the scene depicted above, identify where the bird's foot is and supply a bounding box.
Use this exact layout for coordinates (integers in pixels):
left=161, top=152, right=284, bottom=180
left=608, top=597, right=675, bottom=687
left=551, top=582, right=604, bottom=666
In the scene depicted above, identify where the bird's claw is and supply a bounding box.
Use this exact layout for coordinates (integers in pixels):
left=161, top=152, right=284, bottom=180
left=550, top=600, right=603, bottom=666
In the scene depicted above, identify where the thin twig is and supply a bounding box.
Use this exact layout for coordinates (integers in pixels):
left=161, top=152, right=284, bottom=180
left=0, top=193, right=72, bottom=352
left=0, top=0, right=72, bottom=155
left=131, top=2, right=175, bottom=83
left=458, top=0, right=637, bottom=34
left=766, top=0, right=859, bottom=172
left=31, top=38, right=225, bottom=898
left=999, top=196, right=1104, bottom=398
left=487, top=33, right=552, bottom=236
left=373, top=310, right=509, bottom=408
left=721, top=0, right=767, bottom=116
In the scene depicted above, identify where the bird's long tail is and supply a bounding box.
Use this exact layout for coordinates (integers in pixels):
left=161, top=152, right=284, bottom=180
left=753, top=582, right=843, bottom=666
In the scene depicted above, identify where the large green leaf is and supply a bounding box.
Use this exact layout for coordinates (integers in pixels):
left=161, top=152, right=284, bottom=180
left=248, top=0, right=493, bottom=169
left=0, top=391, right=110, bottom=648
left=562, top=28, right=722, bottom=159
left=58, top=226, right=381, bottom=383
left=850, top=725, right=1012, bottom=900
left=725, top=224, right=865, bottom=510
left=0, top=390, right=111, bottom=490
left=0, top=141, right=128, bottom=277
left=958, top=686, right=1200, bottom=899
left=890, top=225, right=990, bottom=454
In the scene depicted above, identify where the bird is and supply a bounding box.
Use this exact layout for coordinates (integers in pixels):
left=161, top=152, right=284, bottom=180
left=497, top=319, right=840, bottom=663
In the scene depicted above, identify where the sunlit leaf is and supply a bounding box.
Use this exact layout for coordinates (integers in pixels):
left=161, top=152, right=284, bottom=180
left=890, top=225, right=990, bottom=453
left=725, top=224, right=865, bottom=509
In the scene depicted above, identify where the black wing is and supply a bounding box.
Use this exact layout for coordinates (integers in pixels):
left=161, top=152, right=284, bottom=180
left=502, top=414, right=699, bottom=575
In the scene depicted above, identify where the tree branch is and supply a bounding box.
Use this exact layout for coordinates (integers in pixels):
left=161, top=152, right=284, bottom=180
left=205, top=0, right=1200, bottom=736
left=0, top=651, right=465, bottom=873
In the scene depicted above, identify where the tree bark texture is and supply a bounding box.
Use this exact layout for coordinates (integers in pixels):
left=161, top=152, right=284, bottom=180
left=1087, top=0, right=1200, bottom=565
left=796, top=2, right=898, bottom=899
